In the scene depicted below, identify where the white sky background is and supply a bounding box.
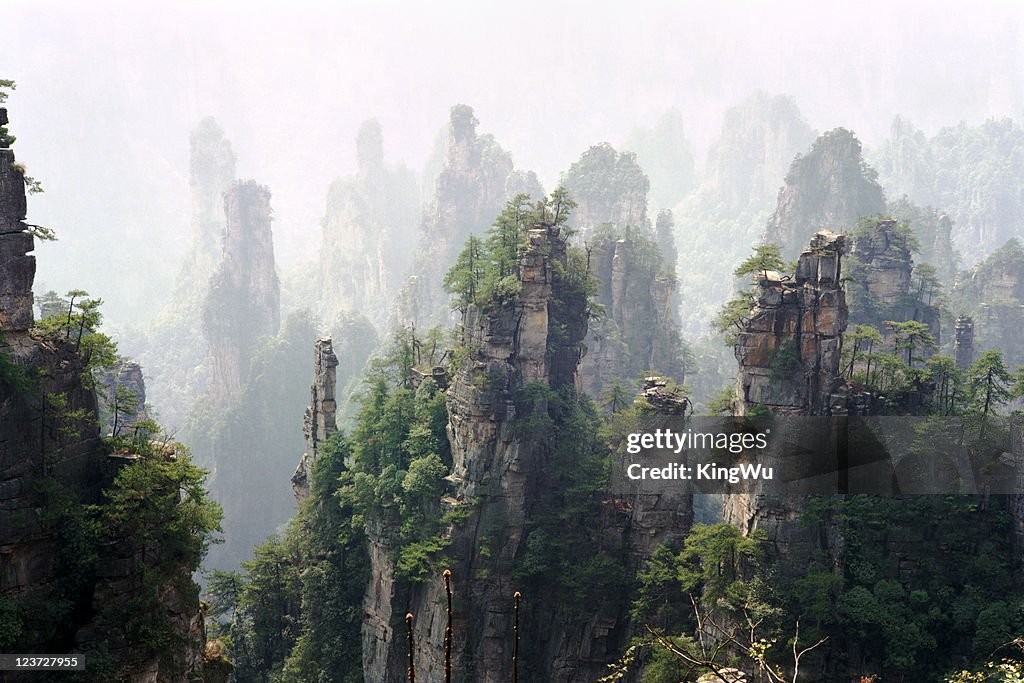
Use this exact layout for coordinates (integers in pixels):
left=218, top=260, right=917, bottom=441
left=4, top=0, right=1024, bottom=323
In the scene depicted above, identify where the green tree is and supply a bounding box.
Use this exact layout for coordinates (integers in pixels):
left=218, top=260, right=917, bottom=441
left=546, top=185, right=578, bottom=227
left=734, top=243, right=786, bottom=280
left=843, top=324, right=884, bottom=381
left=713, top=293, right=755, bottom=346
left=927, top=354, right=963, bottom=415
left=964, top=351, right=1019, bottom=416
left=443, top=235, right=484, bottom=315
left=912, top=262, right=942, bottom=306
left=34, top=291, right=118, bottom=387
left=600, top=379, right=633, bottom=413
left=885, top=319, right=937, bottom=368
left=0, top=79, right=15, bottom=147
left=107, top=383, right=140, bottom=438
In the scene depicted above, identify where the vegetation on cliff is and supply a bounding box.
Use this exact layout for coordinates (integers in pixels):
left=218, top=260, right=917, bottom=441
left=2, top=301, right=222, bottom=681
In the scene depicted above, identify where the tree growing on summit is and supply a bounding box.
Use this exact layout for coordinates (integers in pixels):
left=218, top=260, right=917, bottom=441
left=714, top=244, right=788, bottom=347
left=546, top=186, right=577, bottom=228
left=734, top=243, right=786, bottom=280
left=0, top=80, right=15, bottom=147
left=35, top=290, right=118, bottom=387
left=443, top=187, right=584, bottom=313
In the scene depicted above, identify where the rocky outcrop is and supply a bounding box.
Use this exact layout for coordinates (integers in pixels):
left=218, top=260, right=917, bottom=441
left=846, top=218, right=942, bottom=345
left=365, top=220, right=659, bottom=682
left=887, top=197, right=960, bottom=282
left=671, top=93, right=816, bottom=404
left=130, top=118, right=237, bottom=433
left=398, top=105, right=521, bottom=327
left=318, top=119, right=419, bottom=332
left=765, top=128, right=886, bottom=261
left=582, top=233, right=683, bottom=399
left=622, top=107, right=695, bottom=212
left=725, top=231, right=852, bottom=564
left=291, top=337, right=339, bottom=502
left=698, top=93, right=817, bottom=218
left=202, top=180, right=280, bottom=402
left=621, top=378, right=695, bottom=563
left=0, top=107, right=34, bottom=333
left=734, top=231, right=848, bottom=416
left=954, top=314, right=975, bottom=369
left=98, top=358, right=151, bottom=434
left=183, top=117, right=237, bottom=297
left=560, top=145, right=684, bottom=399
left=563, top=143, right=649, bottom=243
left=952, top=238, right=1024, bottom=370
left=849, top=219, right=913, bottom=308
left=1, top=104, right=95, bottom=674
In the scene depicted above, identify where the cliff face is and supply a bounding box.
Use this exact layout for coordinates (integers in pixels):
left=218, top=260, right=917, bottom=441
left=562, top=143, right=649, bottom=243
left=725, top=231, right=848, bottom=542
left=561, top=145, right=685, bottom=398
left=952, top=238, right=1024, bottom=370
left=887, top=197, right=959, bottom=282
left=954, top=314, right=975, bottom=369
left=0, top=108, right=33, bottom=332
left=671, top=94, right=817, bottom=404
left=765, top=128, right=886, bottom=261
left=734, top=231, right=847, bottom=417
left=622, top=107, right=695, bottom=212
left=1, top=108, right=98, bottom=638
left=582, top=232, right=682, bottom=398
left=129, top=118, right=237, bottom=433
left=98, top=358, right=151, bottom=434
left=318, top=120, right=419, bottom=332
left=202, top=181, right=281, bottom=402
left=364, top=221, right=673, bottom=682
left=698, top=93, right=817, bottom=218
left=365, top=222, right=584, bottom=681
left=184, top=117, right=237, bottom=297
left=398, top=105, right=523, bottom=327
left=291, top=336, right=339, bottom=502
left=846, top=218, right=942, bottom=345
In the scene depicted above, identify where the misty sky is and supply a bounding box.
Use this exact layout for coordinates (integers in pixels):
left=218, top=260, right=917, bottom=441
left=5, top=0, right=1024, bottom=324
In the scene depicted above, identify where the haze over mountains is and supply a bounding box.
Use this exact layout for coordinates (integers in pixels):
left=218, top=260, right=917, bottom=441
left=7, top=1, right=1024, bottom=324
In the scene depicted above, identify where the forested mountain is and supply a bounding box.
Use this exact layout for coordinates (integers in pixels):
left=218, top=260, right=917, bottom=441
left=872, top=116, right=1024, bottom=265
left=5, top=15, right=1024, bottom=679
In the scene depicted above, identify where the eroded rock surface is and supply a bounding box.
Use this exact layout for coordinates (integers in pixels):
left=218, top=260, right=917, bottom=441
left=365, top=221, right=684, bottom=682
left=398, top=105, right=523, bottom=327
left=319, top=119, right=419, bottom=331
left=764, top=128, right=886, bottom=261
left=202, top=181, right=280, bottom=402
left=734, top=231, right=847, bottom=416
left=292, top=336, right=339, bottom=501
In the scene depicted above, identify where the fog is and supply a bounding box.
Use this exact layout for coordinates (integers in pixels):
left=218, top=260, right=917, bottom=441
left=5, top=0, right=1024, bottom=324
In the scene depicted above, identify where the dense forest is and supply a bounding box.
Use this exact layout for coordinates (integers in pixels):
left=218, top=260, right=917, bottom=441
left=5, top=6, right=1024, bottom=682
